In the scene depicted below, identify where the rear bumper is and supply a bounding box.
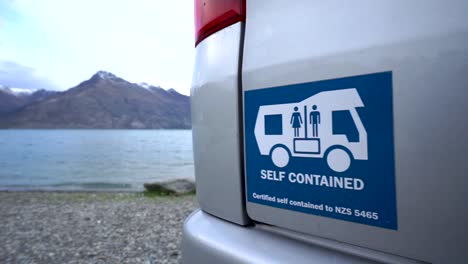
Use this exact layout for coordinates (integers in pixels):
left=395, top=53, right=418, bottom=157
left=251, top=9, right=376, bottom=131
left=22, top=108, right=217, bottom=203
left=181, top=210, right=380, bottom=264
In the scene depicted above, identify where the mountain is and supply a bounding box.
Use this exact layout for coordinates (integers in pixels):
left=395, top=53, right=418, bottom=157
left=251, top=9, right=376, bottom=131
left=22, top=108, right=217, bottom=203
left=0, top=86, right=58, bottom=114
left=0, top=71, right=191, bottom=129
left=0, top=86, right=27, bottom=113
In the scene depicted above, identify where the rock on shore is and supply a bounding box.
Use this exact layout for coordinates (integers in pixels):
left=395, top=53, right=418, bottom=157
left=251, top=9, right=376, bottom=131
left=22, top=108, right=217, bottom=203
left=0, top=192, right=198, bottom=264
left=144, top=178, right=196, bottom=195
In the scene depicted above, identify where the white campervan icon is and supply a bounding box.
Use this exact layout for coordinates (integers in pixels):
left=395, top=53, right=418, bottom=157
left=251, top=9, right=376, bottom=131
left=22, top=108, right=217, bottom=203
left=254, top=88, right=368, bottom=172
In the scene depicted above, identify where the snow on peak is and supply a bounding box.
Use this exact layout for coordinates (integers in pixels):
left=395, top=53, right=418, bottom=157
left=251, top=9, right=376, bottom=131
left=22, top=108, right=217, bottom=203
left=95, top=71, right=118, bottom=80
left=139, top=82, right=150, bottom=89
left=0, top=85, right=36, bottom=96
left=11, top=88, right=36, bottom=95
left=138, top=83, right=165, bottom=93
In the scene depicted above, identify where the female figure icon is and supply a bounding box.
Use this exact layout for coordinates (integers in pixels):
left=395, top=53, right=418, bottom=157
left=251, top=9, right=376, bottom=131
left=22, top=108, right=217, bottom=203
left=290, top=106, right=303, bottom=137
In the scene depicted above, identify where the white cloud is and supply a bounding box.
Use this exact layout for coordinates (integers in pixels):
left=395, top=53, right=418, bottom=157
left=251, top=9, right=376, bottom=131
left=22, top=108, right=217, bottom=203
left=0, top=60, right=57, bottom=90
left=3, top=0, right=195, bottom=94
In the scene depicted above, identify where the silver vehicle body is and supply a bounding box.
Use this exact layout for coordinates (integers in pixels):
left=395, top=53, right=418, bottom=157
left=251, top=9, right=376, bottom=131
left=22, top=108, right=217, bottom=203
left=184, top=1, right=468, bottom=263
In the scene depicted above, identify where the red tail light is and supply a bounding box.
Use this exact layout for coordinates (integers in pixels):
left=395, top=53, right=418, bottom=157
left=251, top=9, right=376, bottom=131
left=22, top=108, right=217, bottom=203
left=194, top=0, right=246, bottom=46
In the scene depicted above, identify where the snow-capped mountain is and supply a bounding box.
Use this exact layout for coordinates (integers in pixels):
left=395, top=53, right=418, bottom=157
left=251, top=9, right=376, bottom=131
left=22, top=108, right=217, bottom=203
left=95, top=70, right=119, bottom=81
left=95, top=72, right=178, bottom=95
left=0, top=71, right=190, bottom=129
left=0, top=85, right=58, bottom=114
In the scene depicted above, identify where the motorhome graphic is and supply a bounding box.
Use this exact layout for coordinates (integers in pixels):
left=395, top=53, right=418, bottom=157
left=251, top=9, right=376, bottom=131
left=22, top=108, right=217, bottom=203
left=254, top=88, right=368, bottom=172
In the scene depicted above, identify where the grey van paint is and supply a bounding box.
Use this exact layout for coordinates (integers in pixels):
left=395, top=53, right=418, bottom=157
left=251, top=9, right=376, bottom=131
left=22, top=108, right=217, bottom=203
left=182, top=210, right=421, bottom=264
left=191, top=22, right=249, bottom=225
left=242, top=1, right=468, bottom=263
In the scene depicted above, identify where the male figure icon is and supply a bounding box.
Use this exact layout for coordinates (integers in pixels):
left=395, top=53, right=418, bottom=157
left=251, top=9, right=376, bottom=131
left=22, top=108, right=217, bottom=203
left=309, top=105, right=320, bottom=137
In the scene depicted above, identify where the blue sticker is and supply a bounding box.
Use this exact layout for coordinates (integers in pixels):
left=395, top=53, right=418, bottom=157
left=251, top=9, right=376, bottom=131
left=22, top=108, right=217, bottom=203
left=244, top=72, right=397, bottom=230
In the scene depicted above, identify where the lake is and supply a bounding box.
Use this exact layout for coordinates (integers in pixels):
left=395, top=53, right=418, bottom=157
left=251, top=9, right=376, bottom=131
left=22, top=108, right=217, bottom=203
left=0, top=130, right=194, bottom=191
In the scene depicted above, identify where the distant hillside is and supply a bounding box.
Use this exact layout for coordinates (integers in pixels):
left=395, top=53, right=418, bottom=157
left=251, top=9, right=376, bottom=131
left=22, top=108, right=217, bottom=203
left=0, top=71, right=191, bottom=129
left=0, top=86, right=58, bottom=114
left=0, top=87, right=28, bottom=113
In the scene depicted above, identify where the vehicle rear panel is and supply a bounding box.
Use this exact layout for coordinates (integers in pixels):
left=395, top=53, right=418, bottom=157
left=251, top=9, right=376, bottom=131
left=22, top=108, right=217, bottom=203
left=191, top=22, right=248, bottom=225
left=242, top=1, right=468, bottom=263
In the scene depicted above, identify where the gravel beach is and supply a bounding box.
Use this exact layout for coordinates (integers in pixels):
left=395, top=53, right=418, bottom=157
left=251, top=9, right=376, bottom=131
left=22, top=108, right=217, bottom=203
left=0, top=192, right=198, bottom=264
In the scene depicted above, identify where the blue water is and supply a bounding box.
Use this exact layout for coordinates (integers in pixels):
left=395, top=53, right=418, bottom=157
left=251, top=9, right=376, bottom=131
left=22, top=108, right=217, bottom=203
left=0, top=130, right=194, bottom=191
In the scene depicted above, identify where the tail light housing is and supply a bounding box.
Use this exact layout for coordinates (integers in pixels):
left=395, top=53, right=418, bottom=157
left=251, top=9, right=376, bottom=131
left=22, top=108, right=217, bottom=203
left=194, top=0, right=246, bottom=46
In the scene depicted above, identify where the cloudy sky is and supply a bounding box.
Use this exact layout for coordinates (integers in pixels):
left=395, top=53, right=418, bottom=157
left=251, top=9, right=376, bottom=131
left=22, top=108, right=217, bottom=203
left=0, top=0, right=195, bottom=94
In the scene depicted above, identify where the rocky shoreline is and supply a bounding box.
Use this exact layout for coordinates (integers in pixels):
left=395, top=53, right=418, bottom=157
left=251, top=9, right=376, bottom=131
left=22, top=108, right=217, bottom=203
left=0, top=192, right=198, bottom=264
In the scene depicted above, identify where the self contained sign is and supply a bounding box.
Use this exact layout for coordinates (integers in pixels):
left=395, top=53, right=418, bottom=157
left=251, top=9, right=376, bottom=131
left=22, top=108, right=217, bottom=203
left=244, top=72, right=397, bottom=229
